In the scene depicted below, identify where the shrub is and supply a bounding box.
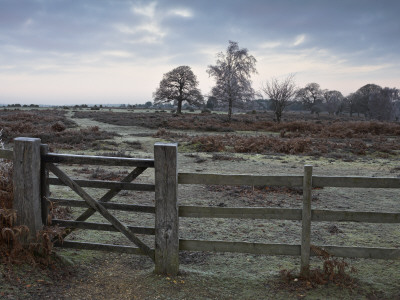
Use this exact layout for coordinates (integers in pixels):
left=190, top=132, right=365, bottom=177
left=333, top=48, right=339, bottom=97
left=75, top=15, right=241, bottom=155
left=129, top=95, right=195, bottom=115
left=191, top=136, right=226, bottom=152
left=51, top=122, right=66, bottom=132
left=0, top=160, right=13, bottom=209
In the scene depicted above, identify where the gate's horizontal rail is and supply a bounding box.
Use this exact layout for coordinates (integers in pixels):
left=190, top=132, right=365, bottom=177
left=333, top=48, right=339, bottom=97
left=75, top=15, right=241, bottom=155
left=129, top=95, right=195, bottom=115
left=178, top=173, right=303, bottom=187
left=0, top=149, right=13, bottom=160
left=178, top=172, right=400, bottom=189
left=43, top=153, right=155, bottom=168
left=49, top=198, right=155, bottom=213
left=179, top=206, right=400, bottom=223
left=48, top=177, right=155, bottom=191
left=56, top=241, right=153, bottom=256
left=179, top=239, right=400, bottom=259
left=52, top=219, right=155, bottom=235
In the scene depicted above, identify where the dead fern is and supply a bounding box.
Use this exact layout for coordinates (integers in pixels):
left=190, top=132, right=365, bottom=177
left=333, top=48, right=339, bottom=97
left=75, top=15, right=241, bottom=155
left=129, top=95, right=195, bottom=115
left=279, top=245, right=357, bottom=293
left=309, top=245, right=357, bottom=287
left=0, top=158, right=68, bottom=267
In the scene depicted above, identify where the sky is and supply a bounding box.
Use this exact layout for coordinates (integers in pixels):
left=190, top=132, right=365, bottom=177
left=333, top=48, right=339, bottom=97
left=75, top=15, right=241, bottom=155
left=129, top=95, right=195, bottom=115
left=0, top=0, right=399, bottom=105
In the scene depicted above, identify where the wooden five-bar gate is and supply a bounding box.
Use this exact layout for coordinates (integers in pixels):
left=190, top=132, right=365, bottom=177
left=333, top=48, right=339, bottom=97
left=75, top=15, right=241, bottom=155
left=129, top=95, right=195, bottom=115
left=1, top=137, right=400, bottom=276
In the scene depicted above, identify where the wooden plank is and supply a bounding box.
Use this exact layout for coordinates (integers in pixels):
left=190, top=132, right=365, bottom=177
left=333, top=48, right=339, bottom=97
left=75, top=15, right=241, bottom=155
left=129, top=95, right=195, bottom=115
left=178, top=173, right=303, bottom=187
left=13, top=138, right=42, bottom=241
left=46, top=163, right=155, bottom=260
left=301, top=165, right=312, bottom=277
left=55, top=241, right=152, bottom=256
left=312, top=210, right=400, bottom=223
left=40, top=144, right=50, bottom=225
left=48, top=177, right=155, bottom=191
left=311, top=245, right=400, bottom=260
left=43, top=153, right=155, bottom=168
left=179, top=240, right=400, bottom=259
left=49, top=198, right=155, bottom=213
left=179, top=173, right=400, bottom=189
left=0, top=149, right=13, bottom=160
left=179, top=206, right=302, bottom=220
left=313, top=176, right=400, bottom=188
left=154, top=143, right=179, bottom=275
left=52, top=219, right=155, bottom=235
left=179, top=239, right=301, bottom=256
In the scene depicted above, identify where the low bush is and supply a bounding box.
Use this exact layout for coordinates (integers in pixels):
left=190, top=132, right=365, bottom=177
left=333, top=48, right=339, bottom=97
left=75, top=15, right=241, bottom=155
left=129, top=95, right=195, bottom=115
left=51, top=122, right=66, bottom=132
left=0, top=158, right=67, bottom=266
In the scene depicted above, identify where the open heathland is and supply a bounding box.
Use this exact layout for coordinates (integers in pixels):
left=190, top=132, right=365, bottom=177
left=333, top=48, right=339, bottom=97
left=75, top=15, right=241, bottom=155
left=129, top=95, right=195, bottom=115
left=1, top=108, right=399, bottom=299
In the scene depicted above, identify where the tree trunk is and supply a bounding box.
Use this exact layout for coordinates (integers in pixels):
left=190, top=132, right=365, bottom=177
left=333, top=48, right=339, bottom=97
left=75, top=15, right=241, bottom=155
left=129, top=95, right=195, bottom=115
left=275, top=110, right=281, bottom=123
left=177, top=100, right=182, bottom=114
left=228, top=99, right=233, bottom=121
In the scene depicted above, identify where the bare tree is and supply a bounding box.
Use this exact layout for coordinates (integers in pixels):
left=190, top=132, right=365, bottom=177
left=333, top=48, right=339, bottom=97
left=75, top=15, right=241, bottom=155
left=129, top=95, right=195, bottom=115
left=262, top=74, right=297, bottom=123
left=296, top=83, right=324, bottom=112
left=323, top=90, right=344, bottom=115
left=207, top=41, right=257, bottom=121
left=368, top=87, right=398, bottom=121
left=352, top=83, right=382, bottom=117
left=153, top=66, right=204, bottom=114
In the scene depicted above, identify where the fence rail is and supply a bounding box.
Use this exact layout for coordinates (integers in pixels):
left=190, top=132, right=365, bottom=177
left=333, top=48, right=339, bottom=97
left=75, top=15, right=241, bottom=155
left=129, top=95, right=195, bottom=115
left=178, top=205, right=400, bottom=223
left=178, top=172, right=400, bottom=188
left=179, top=239, right=400, bottom=259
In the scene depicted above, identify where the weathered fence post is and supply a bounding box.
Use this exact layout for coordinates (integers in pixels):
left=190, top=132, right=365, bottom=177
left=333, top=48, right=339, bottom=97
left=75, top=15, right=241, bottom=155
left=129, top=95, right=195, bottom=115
left=154, top=143, right=179, bottom=275
left=40, top=144, right=50, bottom=225
left=300, top=165, right=313, bottom=277
left=13, top=137, right=42, bottom=241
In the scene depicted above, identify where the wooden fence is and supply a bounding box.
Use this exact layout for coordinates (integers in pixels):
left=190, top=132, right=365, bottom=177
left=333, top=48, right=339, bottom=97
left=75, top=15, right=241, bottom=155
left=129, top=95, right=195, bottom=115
left=1, top=138, right=400, bottom=276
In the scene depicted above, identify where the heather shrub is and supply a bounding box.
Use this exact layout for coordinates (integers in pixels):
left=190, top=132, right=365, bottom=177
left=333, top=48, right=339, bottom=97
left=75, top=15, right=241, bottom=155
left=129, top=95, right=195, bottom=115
left=51, top=121, right=66, bottom=132
left=191, top=136, right=226, bottom=152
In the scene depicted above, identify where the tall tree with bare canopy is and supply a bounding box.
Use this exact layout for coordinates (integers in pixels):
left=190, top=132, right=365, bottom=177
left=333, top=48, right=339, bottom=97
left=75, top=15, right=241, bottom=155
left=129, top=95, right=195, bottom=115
left=262, top=74, right=297, bottom=123
left=153, top=66, right=204, bottom=114
left=207, top=41, right=257, bottom=121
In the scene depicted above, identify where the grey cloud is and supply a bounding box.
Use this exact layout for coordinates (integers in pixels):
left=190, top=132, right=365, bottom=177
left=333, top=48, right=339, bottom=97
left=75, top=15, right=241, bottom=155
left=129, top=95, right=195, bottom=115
left=0, top=0, right=399, bottom=73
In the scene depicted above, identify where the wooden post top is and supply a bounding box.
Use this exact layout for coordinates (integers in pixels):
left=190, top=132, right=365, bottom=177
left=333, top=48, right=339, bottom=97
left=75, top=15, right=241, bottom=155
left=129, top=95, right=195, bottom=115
left=154, top=142, right=178, bottom=147
left=14, top=137, right=41, bottom=142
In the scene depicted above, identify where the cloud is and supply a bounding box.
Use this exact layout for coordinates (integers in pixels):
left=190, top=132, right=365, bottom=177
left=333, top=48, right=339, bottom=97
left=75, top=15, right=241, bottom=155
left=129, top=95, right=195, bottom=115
left=260, top=41, right=281, bottom=49
left=131, top=2, right=157, bottom=18
left=0, top=0, right=399, bottom=104
left=101, top=51, right=133, bottom=58
left=168, top=8, right=192, bottom=18
left=293, top=34, right=306, bottom=47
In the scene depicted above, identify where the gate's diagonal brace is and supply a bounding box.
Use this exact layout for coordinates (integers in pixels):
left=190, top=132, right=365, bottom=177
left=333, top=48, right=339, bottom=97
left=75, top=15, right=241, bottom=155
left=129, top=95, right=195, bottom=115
left=76, top=167, right=147, bottom=221
left=47, top=163, right=155, bottom=261
left=58, top=167, right=147, bottom=240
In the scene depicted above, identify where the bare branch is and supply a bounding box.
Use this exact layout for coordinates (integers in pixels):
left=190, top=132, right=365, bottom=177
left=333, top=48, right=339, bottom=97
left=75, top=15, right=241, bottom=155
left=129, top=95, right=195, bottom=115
left=262, top=74, right=296, bottom=123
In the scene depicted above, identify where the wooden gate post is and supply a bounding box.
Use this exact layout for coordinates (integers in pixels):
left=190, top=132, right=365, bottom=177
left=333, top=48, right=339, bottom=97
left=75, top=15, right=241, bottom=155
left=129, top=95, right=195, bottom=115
left=13, top=137, right=42, bottom=241
left=300, top=165, right=313, bottom=277
left=154, top=143, right=179, bottom=275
